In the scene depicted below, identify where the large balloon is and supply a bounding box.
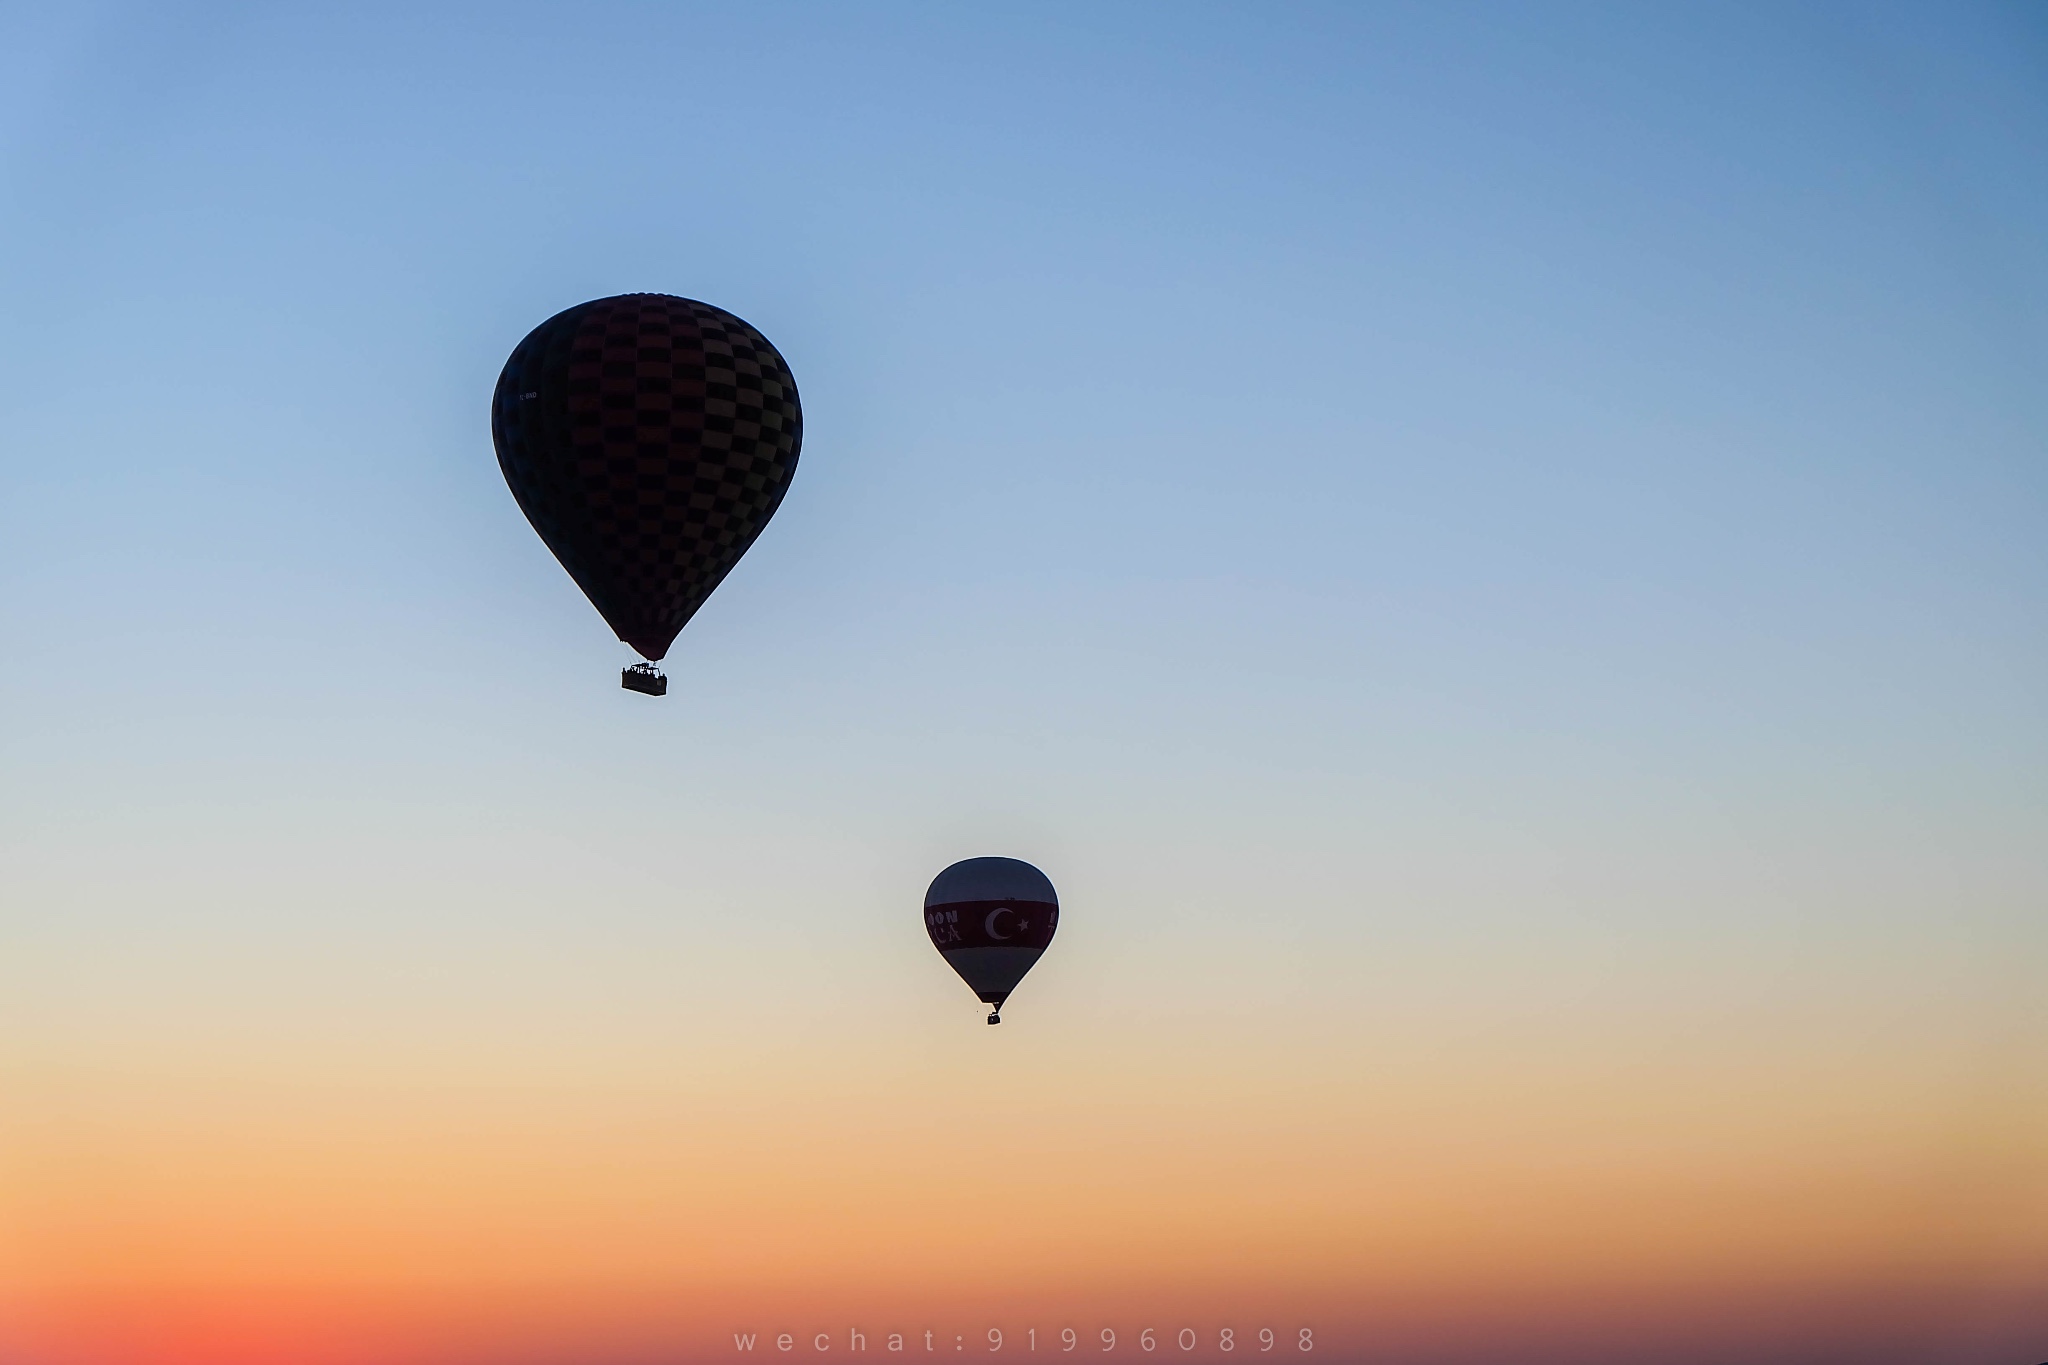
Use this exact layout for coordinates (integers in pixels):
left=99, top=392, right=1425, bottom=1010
left=492, top=294, right=802, bottom=692
left=925, top=857, right=1059, bottom=1024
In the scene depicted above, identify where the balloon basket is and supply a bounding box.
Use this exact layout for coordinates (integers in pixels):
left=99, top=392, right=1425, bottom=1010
left=621, top=663, right=667, bottom=696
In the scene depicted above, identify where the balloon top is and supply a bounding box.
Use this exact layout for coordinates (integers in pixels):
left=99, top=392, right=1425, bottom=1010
left=926, top=856, right=1057, bottom=908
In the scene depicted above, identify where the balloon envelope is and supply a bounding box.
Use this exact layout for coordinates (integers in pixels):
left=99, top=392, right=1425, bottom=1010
left=492, top=293, right=802, bottom=662
left=925, top=857, right=1059, bottom=1014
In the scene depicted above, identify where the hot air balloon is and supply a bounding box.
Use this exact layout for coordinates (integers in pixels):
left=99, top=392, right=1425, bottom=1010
left=492, top=294, right=802, bottom=695
left=925, top=857, right=1059, bottom=1024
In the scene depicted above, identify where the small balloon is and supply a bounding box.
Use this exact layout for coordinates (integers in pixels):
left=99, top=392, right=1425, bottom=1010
left=924, top=857, right=1058, bottom=1024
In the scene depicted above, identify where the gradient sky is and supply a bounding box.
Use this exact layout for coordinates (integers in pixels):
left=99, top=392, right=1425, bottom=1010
left=2, top=4, right=2046, bottom=1363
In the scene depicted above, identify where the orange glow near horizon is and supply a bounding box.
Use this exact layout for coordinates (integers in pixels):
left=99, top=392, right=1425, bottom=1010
left=6, top=1000, right=2045, bottom=1364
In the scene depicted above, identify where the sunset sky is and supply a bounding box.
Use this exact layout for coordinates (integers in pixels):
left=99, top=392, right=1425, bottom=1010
left=2, top=4, right=2045, bottom=1363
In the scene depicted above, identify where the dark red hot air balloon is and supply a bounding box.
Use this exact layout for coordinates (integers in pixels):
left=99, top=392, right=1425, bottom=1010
left=492, top=294, right=802, bottom=695
left=925, top=857, right=1059, bottom=1024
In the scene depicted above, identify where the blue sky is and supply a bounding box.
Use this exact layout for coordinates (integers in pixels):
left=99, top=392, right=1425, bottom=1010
left=1, top=0, right=2044, bottom=1198
left=3, top=14, right=2047, bottom=1363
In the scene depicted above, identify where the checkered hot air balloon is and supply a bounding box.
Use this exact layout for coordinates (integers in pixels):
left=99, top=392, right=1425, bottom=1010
left=492, top=294, right=802, bottom=695
left=925, top=858, right=1060, bottom=1024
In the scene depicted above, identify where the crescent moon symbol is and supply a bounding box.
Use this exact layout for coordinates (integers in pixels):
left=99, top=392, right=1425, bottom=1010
left=984, top=907, right=1016, bottom=941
